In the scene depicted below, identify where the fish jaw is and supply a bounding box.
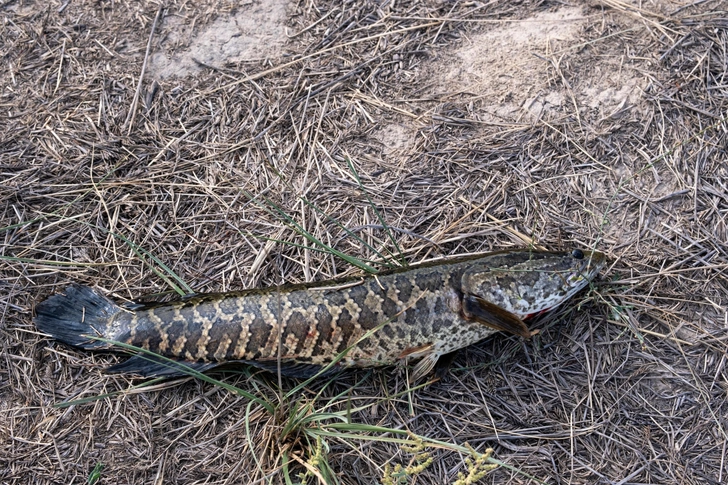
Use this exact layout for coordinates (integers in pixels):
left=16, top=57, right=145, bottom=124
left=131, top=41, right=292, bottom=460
left=533, top=249, right=605, bottom=315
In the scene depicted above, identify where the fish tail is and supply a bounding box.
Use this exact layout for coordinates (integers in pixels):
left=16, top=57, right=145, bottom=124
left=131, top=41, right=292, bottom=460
left=34, top=285, right=122, bottom=350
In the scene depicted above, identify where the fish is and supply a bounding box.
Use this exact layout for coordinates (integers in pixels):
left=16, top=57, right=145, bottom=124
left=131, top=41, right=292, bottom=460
left=34, top=248, right=605, bottom=381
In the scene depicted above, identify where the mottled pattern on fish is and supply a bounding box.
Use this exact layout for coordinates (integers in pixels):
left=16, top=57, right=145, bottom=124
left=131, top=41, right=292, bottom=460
left=34, top=249, right=605, bottom=378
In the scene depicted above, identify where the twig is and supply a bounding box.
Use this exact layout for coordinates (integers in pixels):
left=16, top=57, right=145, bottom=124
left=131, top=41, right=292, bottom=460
left=53, top=39, right=66, bottom=95
left=125, top=6, right=164, bottom=135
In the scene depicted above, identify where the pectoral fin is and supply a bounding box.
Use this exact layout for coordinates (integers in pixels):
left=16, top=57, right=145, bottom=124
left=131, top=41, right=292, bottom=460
left=398, top=343, right=439, bottom=383
left=410, top=351, right=440, bottom=383
left=462, top=294, right=532, bottom=338
left=398, top=343, right=434, bottom=360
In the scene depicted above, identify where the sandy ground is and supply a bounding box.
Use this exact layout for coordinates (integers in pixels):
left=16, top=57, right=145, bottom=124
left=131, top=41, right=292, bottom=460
left=1, top=0, right=727, bottom=484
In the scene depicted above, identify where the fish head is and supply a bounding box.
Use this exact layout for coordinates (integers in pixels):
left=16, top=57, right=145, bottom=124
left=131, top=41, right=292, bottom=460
left=461, top=249, right=606, bottom=318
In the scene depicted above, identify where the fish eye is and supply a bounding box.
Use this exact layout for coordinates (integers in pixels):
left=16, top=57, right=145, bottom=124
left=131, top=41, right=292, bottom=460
left=572, top=249, right=584, bottom=259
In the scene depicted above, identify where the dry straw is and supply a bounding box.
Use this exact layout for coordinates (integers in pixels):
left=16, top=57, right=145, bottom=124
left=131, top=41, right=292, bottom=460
left=1, top=0, right=726, bottom=483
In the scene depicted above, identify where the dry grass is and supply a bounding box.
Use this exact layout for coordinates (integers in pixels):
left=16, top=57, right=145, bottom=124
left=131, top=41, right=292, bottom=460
left=1, top=0, right=727, bottom=483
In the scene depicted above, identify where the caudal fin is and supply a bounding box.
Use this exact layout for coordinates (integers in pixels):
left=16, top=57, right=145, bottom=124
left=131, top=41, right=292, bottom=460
left=34, top=285, right=122, bottom=350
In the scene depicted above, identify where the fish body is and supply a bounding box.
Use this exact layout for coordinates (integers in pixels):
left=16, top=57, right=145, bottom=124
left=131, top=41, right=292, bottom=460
left=34, top=249, right=605, bottom=380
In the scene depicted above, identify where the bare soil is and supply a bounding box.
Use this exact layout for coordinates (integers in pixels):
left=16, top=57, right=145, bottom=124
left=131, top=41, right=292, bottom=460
left=1, top=0, right=727, bottom=484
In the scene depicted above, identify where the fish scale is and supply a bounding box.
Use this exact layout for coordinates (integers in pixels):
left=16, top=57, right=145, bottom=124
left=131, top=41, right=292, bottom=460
left=34, top=249, right=605, bottom=380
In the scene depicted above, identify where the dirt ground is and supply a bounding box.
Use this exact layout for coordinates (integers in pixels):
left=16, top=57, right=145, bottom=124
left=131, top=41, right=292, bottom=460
left=1, top=0, right=727, bottom=484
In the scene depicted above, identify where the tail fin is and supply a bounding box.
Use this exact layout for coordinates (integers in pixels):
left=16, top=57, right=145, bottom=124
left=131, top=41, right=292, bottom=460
left=34, top=285, right=122, bottom=350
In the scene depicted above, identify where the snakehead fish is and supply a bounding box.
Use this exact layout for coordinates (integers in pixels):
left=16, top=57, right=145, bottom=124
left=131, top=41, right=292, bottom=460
left=34, top=249, right=605, bottom=381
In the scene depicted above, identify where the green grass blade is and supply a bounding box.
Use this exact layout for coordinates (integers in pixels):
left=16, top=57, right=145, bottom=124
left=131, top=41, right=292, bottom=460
left=254, top=158, right=400, bottom=268
left=346, top=158, right=405, bottom=265
left=34, top=213, right=194, bottom=296
left=240, top=233, right=387, bottom=268
left=293, top=191, right=399, bottom=269
left=87, top=462, right=104, bottom=485
left=245, top=191, right=379, bottom=273
left=102, top=227, right=193, bottom=296
left=0, top=160, right=124, bottom=235
left=281, top=451, right=295, bottom=485
left=245, top=399, right=269, bottom=480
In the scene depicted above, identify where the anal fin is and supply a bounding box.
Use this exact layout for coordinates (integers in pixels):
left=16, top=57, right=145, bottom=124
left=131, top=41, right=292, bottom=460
left=105, top=354, right=337, bottom=380
left=105, top=354, right=216, bottom=378
left=243, top=360, right=335, bottom=379
left=462, top=294, right=532, bottom=338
